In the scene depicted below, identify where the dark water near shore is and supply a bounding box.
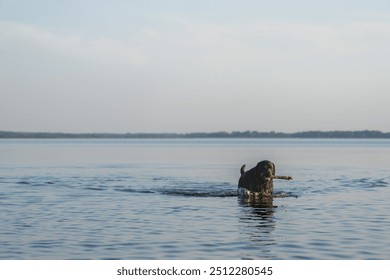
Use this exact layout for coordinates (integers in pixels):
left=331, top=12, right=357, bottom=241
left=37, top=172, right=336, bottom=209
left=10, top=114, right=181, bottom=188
left=1, top=139, right=389, bottom=259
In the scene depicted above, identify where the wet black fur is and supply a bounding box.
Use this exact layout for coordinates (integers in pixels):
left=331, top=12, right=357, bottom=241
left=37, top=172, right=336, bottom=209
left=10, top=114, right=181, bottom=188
left=238, top=160, right=276, bottom=197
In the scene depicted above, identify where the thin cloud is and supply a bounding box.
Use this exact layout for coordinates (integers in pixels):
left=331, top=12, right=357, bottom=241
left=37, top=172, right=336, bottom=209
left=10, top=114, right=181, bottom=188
left=0, top=21, right=148, bottom=65
left=2, top=19, right=389, bottom=68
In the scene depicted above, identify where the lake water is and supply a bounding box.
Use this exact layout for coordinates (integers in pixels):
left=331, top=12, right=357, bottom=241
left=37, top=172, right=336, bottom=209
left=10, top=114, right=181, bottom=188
left=0, top=138, right=389, bottom=259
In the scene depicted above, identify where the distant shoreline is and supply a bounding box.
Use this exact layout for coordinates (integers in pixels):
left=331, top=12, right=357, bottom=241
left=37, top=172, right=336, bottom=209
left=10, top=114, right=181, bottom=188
left=1, top=130, right=390, bottom=139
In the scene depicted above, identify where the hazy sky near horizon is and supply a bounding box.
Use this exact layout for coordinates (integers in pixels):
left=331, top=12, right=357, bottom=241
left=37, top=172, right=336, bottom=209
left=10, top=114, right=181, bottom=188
left=1, top=0, right=390, bottom=133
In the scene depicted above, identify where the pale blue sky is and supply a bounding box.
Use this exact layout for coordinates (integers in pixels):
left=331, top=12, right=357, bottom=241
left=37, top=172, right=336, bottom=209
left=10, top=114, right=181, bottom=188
left=1, top=0, right=390, bottom=133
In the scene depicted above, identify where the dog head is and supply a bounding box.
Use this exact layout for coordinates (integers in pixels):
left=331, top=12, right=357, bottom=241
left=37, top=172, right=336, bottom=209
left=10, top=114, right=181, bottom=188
left=255, top=160, right=275, bottom=181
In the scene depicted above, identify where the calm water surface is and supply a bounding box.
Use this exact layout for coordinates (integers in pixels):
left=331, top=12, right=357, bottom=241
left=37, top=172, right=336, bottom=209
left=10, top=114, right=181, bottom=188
left=0, top=139, right=389, bottom=259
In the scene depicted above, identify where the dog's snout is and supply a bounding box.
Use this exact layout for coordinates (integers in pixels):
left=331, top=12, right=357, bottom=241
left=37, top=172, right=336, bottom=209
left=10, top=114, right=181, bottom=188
left=260, top=168, right=273, bottom=178
left=264, top=169, right=273, bottom=177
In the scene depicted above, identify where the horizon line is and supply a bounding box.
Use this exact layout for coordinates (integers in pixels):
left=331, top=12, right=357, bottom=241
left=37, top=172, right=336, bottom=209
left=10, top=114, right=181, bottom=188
left=1, top=130, right=390, bottom=139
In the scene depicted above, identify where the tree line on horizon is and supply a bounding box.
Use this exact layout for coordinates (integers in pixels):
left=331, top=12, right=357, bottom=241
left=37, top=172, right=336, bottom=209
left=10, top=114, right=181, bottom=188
left=0, top=130, right=389, bottom=139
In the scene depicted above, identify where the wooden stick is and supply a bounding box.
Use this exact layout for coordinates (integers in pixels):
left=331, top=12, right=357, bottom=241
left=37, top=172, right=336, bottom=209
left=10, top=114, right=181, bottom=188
left=272, top=175, right=293, bottom=180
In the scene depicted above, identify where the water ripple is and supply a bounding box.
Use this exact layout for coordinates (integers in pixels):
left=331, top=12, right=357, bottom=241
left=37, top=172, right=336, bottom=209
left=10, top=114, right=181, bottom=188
left=336, top=176, right=390, bottom=190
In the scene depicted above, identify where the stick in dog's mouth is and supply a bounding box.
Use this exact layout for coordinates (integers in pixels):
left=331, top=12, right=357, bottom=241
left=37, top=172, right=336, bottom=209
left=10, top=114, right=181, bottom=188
left=272, top=175, right=293, bottom=180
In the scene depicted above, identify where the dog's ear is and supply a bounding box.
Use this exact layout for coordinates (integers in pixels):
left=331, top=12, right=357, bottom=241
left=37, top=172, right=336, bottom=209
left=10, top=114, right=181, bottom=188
left=256, top=162, right=264, bottom=168
left=271, top=162, right=276, bottom=175
left=255, top=161, right=266, bottom=176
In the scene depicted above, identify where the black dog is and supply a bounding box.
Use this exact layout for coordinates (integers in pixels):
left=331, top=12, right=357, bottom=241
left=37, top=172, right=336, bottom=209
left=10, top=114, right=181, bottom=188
left=238, top=160, right=292, bottom=199
left=238, top=160, right=275, bottom=198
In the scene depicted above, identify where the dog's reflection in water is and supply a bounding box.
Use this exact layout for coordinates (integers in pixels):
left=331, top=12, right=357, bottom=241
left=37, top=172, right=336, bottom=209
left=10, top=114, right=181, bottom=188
left=238, top=196, right=276, bottom=224
left=238, top=195, right=275, bottom=209
left=238, top=197, right=276, bottom=248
